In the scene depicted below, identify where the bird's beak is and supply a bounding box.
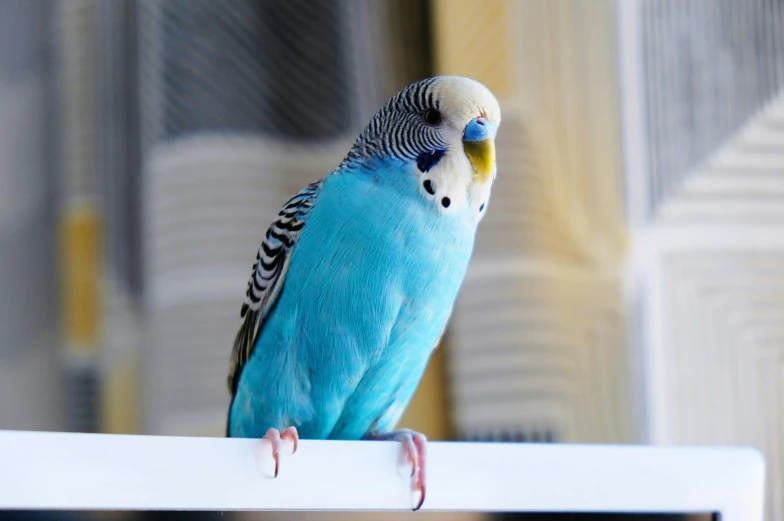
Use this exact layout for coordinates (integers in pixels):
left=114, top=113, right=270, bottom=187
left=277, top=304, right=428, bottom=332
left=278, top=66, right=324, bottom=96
left=462, top=117, right=498, bottom=184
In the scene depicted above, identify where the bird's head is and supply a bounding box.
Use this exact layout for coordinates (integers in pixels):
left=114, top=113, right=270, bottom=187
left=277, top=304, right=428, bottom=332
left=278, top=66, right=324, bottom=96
left=342, top=76, right=501, bottom=219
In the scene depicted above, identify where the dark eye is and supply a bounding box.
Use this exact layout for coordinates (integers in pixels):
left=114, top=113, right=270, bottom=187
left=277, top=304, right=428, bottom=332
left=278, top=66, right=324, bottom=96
left=422, top=109, right=442, bottom=126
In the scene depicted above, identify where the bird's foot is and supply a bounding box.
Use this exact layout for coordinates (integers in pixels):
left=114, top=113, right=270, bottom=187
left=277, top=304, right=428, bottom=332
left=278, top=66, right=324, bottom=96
left=255, top=426, right=298, bottom=478
left=366, top=429, right=427, bottom=511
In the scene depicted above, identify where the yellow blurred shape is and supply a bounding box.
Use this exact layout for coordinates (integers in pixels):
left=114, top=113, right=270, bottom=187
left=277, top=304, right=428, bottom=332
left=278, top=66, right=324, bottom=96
left=102, top=351, right=140, bottom=434
left=431, top=0, right=517, bottom=100
left=60, top=206, right=102, bottom=353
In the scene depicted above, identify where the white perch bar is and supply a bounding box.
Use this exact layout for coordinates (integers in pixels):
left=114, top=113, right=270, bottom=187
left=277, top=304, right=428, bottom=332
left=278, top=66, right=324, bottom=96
left=0, top=430, right=765, bottom=519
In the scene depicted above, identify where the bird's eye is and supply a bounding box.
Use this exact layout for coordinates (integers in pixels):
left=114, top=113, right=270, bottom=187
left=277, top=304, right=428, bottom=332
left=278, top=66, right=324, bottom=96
left=422, top=109, right=442, bottom=126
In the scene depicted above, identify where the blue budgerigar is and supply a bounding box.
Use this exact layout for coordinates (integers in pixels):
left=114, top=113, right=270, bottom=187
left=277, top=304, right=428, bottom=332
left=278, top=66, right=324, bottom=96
left=226, top=76, right=500, bottom=509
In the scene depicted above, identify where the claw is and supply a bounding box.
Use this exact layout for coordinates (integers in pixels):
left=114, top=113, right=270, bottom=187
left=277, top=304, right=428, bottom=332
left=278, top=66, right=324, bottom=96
left=281, top=426, right=298, bottom=455
left=256, top=426, right=299, bottom=478
left=410, top=432, right=426, bottom=510
left=367, top=429, right=427, bottom=511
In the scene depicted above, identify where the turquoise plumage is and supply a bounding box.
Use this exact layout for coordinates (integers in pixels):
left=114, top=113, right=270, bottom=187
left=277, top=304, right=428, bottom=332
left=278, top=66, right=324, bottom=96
left=226, top=76, right=500, bottom=509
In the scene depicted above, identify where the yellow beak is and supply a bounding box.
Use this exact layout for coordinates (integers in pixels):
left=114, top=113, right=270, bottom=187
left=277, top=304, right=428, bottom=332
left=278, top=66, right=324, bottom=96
left=463, top=138, right=496, bottom=184
left=462, top=117, right=497, bottom=184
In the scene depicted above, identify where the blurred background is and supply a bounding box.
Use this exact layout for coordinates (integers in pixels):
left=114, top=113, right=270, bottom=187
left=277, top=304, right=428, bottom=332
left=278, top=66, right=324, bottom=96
left=0, top=0, right=781, bottom=520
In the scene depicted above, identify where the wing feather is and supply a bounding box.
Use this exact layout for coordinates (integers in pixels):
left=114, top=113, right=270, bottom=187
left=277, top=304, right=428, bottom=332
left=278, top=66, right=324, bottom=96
left=227, top=179, right=323, bottom=395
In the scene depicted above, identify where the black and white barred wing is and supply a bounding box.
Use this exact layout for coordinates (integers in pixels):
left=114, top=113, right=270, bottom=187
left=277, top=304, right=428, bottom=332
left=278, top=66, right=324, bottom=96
left=228, top=180, right=323, bottom=395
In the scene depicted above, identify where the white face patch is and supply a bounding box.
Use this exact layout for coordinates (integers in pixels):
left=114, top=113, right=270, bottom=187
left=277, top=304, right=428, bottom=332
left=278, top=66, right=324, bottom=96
left=473, top=182, right=492, bottom=222
left=417, top=147, right=493, bottom=222
left=417, top=149, right=471, bottom=214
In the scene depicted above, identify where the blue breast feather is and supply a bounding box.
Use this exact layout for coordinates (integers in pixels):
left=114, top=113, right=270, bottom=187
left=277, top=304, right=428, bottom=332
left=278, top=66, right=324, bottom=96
left=229, top=161, right=478, bottom=440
